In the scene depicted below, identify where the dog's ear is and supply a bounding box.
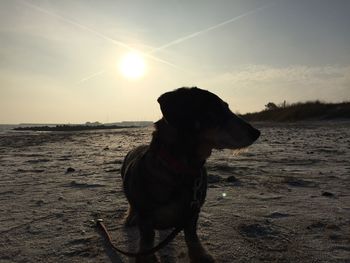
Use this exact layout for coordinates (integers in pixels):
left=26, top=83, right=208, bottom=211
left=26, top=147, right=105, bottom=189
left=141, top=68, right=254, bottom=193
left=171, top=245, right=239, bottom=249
left=157, top=88, right=195, bottom=129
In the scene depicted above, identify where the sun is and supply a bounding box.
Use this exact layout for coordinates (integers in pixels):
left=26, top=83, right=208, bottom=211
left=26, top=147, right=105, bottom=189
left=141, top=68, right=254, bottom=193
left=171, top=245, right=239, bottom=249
left=118, top=52, right=146, bottom=79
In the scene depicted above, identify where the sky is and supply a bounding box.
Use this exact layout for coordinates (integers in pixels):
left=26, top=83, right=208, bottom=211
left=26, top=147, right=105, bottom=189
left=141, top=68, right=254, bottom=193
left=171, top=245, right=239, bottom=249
left=0, top=0, right=349, bottom=124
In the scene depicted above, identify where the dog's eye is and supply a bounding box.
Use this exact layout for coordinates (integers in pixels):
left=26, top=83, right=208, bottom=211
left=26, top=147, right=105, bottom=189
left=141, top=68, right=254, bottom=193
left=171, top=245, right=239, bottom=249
left=204, top=111, right=224, bottom=128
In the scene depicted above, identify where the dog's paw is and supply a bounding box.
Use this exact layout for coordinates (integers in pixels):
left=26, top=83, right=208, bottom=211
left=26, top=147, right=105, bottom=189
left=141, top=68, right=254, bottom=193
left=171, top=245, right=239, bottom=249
left=189, top=251, right=215, bottom=263
left=199, top=253, right=215, bottom=263
left=135, top=254, right=160, bottom=263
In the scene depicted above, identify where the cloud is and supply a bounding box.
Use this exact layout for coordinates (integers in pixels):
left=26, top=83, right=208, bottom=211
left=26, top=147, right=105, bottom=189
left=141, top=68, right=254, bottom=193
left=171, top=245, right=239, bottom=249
left=199, top=64, right=350, bottom=112
left=226, top=65, right=350, bottom=84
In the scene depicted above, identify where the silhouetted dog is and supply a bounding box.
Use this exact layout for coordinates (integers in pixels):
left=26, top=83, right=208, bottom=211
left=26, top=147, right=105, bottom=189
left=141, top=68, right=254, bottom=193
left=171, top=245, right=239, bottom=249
left=121, top=87, right=260, bottom=263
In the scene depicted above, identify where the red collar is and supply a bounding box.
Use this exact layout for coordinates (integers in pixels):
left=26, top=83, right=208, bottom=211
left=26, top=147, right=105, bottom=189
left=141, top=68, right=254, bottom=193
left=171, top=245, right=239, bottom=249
left=157, top=146, right=198, bottom=175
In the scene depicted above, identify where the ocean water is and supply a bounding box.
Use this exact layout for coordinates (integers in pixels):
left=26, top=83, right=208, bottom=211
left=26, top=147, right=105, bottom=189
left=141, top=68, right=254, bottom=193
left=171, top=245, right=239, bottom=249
left=0, top=124, right=17, bottom=133
left=1, top=121, right=349, bottom=180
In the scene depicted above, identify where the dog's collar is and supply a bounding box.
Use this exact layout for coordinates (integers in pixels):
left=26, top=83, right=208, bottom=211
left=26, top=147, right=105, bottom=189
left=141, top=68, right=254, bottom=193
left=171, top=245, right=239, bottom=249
left=157, top=146, right=199, bottom=175
left=156, top=146, right=205, bottom=212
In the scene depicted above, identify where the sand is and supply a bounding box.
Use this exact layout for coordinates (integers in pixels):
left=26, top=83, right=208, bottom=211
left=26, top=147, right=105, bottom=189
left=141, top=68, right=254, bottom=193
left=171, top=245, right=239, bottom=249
left=0, top=121, right=349, bottom=263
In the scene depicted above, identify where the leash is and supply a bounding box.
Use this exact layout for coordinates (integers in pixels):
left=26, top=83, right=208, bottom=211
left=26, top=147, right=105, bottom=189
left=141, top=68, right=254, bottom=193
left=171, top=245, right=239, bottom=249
left=95, top=148, right=205, bottom=258
left=95, top=170, right=204, bottom=258
left=95, top=219, right=183, bottom=257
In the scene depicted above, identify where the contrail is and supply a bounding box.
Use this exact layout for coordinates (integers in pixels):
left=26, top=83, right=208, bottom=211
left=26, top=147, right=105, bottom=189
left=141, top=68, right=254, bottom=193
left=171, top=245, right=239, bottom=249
left=19, top=0, right=132, bottom=50
left=77, top=70, right=105, bottom=84
left=143, top=53, right=185, bottom=71
left=19, top=0, right=273, bottom=83
left=149, top=3, right=274, bottom=54
left=75, top=56, right=184, bottom=84
left=18, top=0, right=180, bottom=70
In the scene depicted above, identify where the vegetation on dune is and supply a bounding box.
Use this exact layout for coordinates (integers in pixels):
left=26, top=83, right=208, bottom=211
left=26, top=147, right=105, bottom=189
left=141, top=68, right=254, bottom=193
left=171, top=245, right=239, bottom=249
left=241, top=101, right=350, bottom=122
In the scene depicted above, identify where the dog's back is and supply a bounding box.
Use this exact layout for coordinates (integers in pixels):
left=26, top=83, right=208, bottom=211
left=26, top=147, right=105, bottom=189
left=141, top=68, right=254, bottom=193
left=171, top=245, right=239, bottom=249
left=121, top=145, right=149, bottom=180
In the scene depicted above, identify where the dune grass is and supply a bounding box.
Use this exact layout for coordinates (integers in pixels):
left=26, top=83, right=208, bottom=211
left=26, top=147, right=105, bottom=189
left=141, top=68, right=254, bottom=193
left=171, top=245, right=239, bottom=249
left=241, top=101, right=350, bottom=122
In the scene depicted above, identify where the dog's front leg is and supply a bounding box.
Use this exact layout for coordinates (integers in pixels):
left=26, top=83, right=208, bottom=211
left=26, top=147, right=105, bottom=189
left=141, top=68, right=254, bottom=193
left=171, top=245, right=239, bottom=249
left=136, top=215, right=159, bottom=263
left=184, top=213, right=215, bottom=263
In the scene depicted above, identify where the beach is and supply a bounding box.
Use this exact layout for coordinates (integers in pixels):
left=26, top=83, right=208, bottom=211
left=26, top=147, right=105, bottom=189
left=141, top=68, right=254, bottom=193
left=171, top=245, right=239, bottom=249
left=0, top=121, right=349, bottom=263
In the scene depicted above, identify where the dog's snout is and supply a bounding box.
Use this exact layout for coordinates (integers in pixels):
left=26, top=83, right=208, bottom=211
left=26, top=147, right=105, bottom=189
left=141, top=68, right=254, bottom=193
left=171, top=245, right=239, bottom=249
left=250, top=128, right=260, bottom=141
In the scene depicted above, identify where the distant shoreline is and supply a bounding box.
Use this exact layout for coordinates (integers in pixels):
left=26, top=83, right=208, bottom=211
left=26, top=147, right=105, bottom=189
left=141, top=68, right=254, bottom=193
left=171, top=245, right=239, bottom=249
left=3, top=101, right=350, bottom=127
left=12, top=124, right=140, bottom=132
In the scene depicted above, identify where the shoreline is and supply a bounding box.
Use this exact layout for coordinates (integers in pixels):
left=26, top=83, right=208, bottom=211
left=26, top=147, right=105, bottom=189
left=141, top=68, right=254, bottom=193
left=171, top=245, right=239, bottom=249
left=12, top=125, right=139, bottom=132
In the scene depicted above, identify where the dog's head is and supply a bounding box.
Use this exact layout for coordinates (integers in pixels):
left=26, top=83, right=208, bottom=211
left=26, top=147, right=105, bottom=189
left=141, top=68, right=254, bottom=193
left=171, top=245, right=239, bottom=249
left=157, top=87, right=260, bottom=150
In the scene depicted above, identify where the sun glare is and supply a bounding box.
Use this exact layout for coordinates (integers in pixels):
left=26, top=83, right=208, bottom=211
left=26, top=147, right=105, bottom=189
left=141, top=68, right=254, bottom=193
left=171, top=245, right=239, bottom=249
left=119, top=52, right=146, bottom=79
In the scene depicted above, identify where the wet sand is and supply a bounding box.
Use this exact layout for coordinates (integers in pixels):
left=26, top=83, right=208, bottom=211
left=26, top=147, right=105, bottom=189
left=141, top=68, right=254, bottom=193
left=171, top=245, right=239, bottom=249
left=0, top=122, right=349, bottom=262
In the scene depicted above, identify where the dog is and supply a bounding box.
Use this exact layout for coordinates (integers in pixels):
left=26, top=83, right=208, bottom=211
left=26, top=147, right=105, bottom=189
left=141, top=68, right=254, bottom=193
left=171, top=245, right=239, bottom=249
left=121, top=87, right=260, bottom=262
